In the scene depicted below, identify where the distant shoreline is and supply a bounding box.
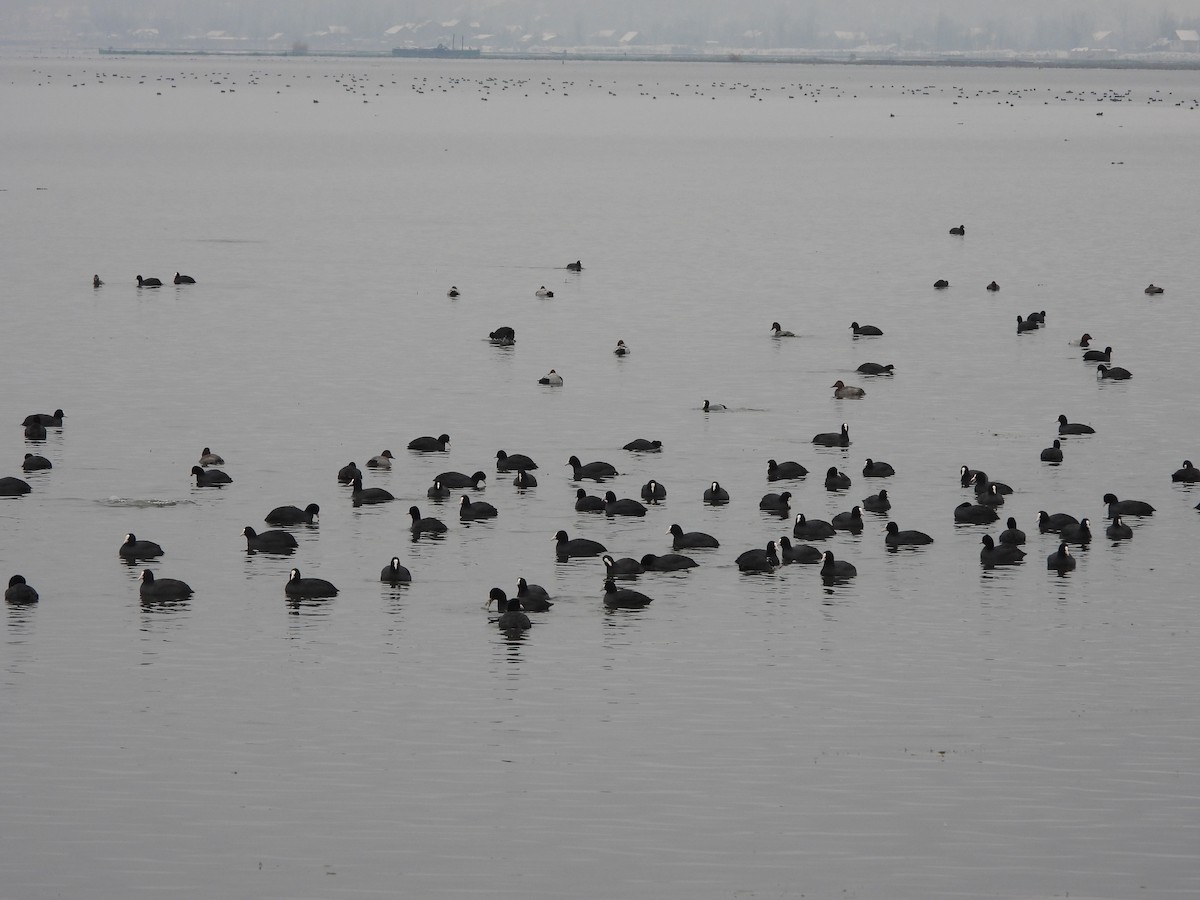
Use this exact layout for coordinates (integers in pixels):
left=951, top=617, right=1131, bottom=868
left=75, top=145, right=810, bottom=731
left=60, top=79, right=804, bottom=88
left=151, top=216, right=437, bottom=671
left=92, top=46, right=1200, bottom=71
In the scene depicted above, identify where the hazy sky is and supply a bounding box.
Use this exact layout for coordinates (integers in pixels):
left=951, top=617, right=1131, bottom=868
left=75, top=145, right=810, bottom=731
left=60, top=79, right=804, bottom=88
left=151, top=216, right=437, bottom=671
left=5, top=1, right=1200, bottom=51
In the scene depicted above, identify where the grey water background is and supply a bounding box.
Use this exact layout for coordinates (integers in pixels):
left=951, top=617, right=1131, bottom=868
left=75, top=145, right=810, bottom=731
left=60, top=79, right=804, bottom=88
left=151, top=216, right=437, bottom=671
left=3, top=54, right=1199, bottom=898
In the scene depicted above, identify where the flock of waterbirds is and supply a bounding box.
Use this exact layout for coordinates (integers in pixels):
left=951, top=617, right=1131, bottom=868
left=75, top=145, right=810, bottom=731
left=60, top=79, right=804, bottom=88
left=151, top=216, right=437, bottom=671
left=6, top=238, right=1198, bottom=629
left=24, top=63, right=1200, bottom=109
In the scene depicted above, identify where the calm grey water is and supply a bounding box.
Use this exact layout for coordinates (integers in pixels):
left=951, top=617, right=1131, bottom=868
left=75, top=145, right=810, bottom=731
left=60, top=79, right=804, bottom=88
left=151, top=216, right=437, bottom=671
left=3, top=53, right=1199, bottom=898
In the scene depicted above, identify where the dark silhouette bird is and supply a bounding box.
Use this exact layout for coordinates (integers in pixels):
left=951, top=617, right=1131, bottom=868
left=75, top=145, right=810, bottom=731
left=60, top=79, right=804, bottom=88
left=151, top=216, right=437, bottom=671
left=777, top=536, right=821, bottom=564
left=1097, top=364, right=1132, bottom=380
left=136, top=275, right=162, bottom=287
left=381, top=558, right=412, bottom=583
left=971, top=473, right=1013, bottom=496
left=767, top=459, right=808, bottom=481
left=667, top=524, right=719, bottom=550
left=1103, top=494, right=1154, bottom=517
left=174, top=272, right=196, bottom=284
left=24, top=421, right=46, bottom=441
left=934, top=279, right=949, bottom=289
left=857, top=362, right=894, bottom=375
left=986, top=281, right=999, bottom=291
left=488, top=588, right=532, bottom=630
left=1057, top=415, right=1095, bottom=435
left=515, top=578, right=553, bottom=611
left=831, top=506, right=864, bottom=533
left=960, top=466, right=984, bottom=488
left=428, top=481, right=451, bottom=500
left=640, top=480, right=667, bottom=504
left=850, top=321, right=883, bottom=336
left=198, top=447, right=224, bottom=466
left=351, top=475, right=393, bottom=505
left=1059, top=518, right=1093, bottom=545
left=998, top=517, right=1026, bottom=545
left=603, top=578, right=653, bottom=609
left=1041, top=440, right=1064, bottom=463
left=567, top=456, right=619, bottom=481
left=955, top=502, right=999, bottom=524
left=22, top=453, right=51, bottom=471
left=603, top=554, right=645, bottom=577
left=862, top=489, right=891, bottom=513
left=513, top=470, right=538, bottom=489
left=736, top=541, right=779, bottom=573
left=1037, top=511, right=1079, bottom=534
left=885, top=521, right=933, bottom=546
left=119, top=533, right=164, bottom=561
left=640, top=553, right=698, bottom=572
left=770, top=321, right=796, bottom=337
left=459, top=495, right=498, bottom=520
left=0, top=476, right=32, bottom=496
left=22, top=409, right=64, bottom=427
left=140, top=569, right=193, bottom=600
left=758, top=491, right=792, bottom=515
left=703, top=481, right=730, bottom=504
left=554, top=530, right=605, bottom=559
left=812, top=423, right=850, bottom=447
left=792, top=513, right=835, bottom=540
left=1106, top=516, right=1133, bottom=540
left=949, top=225, right=965, bottom=235
left=337, top=461, right=362, bottom=483
left=566, top=260, right=583, bottom=271
left=408, top=434, right=450, bottom=452
left=409, top=506, right=447, bottom=534
left=978, top=484, right=1006, bottom=507
left=496, top=450, right=537, bottom=472
left=824, top=467, right=852, bottom=491
left=191, top=465, right=232, bottom=486
left=604, top=491, right=647, bottom=517
left=1171, top=460, right=1200, bottom=483
left=863, top=459, right=895, bottom=477
left=820, top=550, right=858, bottom=578
left=435, top=471, right=487, bottom=489
left=1082, top=345, right=1112, bottom=362
left=447, top=286, right=460, bottom=297
left=285, top=568, right=338, bottom=598
left=624, top=438, right=662, bottom=452
left=265, top=503, right=319, bottom=526
left=1047, top=543, right=1077, bottom=572
left=489, top=326, right=515, bottom=345
left=979, top=535, right=1025, bottom=568
left=575, top=488, right=606, bottom=512
left=5, top=574, right=38, bottom=603
left=242, top=526, right=298, bottom=553
left=1145, top=283, right=1164, bottom=294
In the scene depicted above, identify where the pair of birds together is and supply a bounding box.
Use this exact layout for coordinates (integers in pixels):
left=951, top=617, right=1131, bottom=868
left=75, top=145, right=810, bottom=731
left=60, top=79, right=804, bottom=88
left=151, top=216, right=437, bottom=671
left=488, top=575, right=645, bottom=630
left=133, top=273, right=196, bottom=287
left=536, top=341, right=627, bottom=385
left=979, top=536, right=1082, bottom=572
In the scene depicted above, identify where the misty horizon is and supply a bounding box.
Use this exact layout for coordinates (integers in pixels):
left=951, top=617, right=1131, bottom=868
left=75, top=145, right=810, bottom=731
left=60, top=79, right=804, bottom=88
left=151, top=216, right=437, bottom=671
left=6, top=0, right=1200, bottom=55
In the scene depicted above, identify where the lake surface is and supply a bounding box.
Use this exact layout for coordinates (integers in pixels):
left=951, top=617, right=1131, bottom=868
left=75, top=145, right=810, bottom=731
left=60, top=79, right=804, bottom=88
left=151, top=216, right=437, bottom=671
left=2, top=53, right=1199, bottom=898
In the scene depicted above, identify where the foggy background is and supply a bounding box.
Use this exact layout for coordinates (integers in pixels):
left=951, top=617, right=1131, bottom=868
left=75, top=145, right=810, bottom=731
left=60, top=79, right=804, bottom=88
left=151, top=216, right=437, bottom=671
left=5, top=0, right=1200, bottom=55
